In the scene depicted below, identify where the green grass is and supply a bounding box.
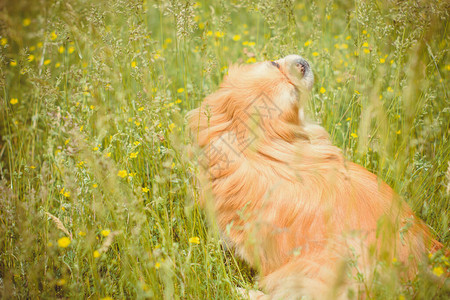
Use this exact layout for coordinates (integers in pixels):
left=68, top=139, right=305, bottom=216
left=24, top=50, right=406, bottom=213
left=0, top=0, right=449, bottom=298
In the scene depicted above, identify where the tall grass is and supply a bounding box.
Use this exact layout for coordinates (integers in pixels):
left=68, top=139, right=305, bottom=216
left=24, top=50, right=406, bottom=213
left=0, top=0, right=448, bottom=298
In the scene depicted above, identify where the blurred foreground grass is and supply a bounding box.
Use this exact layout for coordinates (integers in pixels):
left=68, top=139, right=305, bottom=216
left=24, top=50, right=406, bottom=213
left=0, top=0, right=449, bottom=298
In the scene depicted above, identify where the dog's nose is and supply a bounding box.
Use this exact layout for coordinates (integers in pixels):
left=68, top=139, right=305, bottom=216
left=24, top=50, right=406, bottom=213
left=297, top=58, right=309, bottom=75
left=299, top=58, right=309, bottom=69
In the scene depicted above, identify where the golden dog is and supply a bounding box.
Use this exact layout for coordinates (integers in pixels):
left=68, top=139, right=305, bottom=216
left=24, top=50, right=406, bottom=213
left=187, top=55, right=441, bottom=299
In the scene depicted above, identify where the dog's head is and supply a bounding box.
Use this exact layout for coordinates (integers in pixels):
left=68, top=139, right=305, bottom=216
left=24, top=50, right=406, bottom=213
left=188, top=55, right=314, bottom=147
left=270, top=54, right=314, bottom=91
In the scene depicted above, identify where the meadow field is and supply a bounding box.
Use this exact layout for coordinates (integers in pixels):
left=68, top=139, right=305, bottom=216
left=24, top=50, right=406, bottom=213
left=0, top=0, right=449, bottom=298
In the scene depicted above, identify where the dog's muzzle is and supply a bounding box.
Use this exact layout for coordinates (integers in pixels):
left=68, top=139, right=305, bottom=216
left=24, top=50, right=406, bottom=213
left=297, top=58, right=310, bottom=76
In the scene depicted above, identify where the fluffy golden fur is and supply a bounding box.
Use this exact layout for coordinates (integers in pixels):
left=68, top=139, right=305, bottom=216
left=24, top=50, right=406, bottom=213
left=187, top=55, right=441, bottom=299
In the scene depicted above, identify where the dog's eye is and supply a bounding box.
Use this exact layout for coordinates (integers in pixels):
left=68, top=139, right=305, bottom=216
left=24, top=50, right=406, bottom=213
left=271, top=61, right=280, bottom=69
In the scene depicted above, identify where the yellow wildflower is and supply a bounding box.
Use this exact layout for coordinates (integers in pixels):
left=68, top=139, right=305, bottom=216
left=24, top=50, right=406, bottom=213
left=379, top=58, right=385, bottom=63
left=56, top=279, right=66, bottom=286
left=138, top=107, right=144, bottom=111
left=248, top=42, right=255, bottom=46
left=177, top=88, right=184, bottom=93
left=351, top=133, right=358, bottom=138
left=304, top=40, right=312, bottom=46
left=117, top=170, right=127, bottom=178
left=131, top=61, right=137, bottom=68
left=44, top=59, right=51, bottom=65
left=63, top=191, right=70, bottom=198
left=319, top=87, right=326, bottom=94
left=134, top=141, right=140, bottom=146
left=362, top=42, right=369, bottom=48
left=78, top=231, right=86, bottom=236
left=189, top=236, right=200, bottom=244
left=142, top=187, right=149, bottom=193
left=37, top=42, right=43, bottom=48
left=50, top=31, right=57, bottom=40
left=312, top=52, right=319, bottom=56
left=10, top=60, right=17, bottom=66
left=57, top=237, right=71, bottom=248
left=432, top=266, right=444, bottom=277
left=246, top=57, right=256, bottom=64
left=93, top=250, right=100, bottom=258
left=55, top=62, right=61, bottom=68
left=232, top=34, right=241, bottom=41
left=27, top=54, right=35, bottom=62
left=93, top=184, right=98, bottom=188
left=155, top=262, right=161, bottom=269
left=396, top=130, right=401, bottom=135
left=1, top=38, right=7, bottom=45
left=58, top=46, right=65, bottom=53
left=23, top=18, right=31, bottom=27
left=130, top=152, right=138, bottom=159
left=10, top=98, right=18, bottom=105
left=101, top=229, right=110, bottom=237
left=215, top=31, right=224, bottom=38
